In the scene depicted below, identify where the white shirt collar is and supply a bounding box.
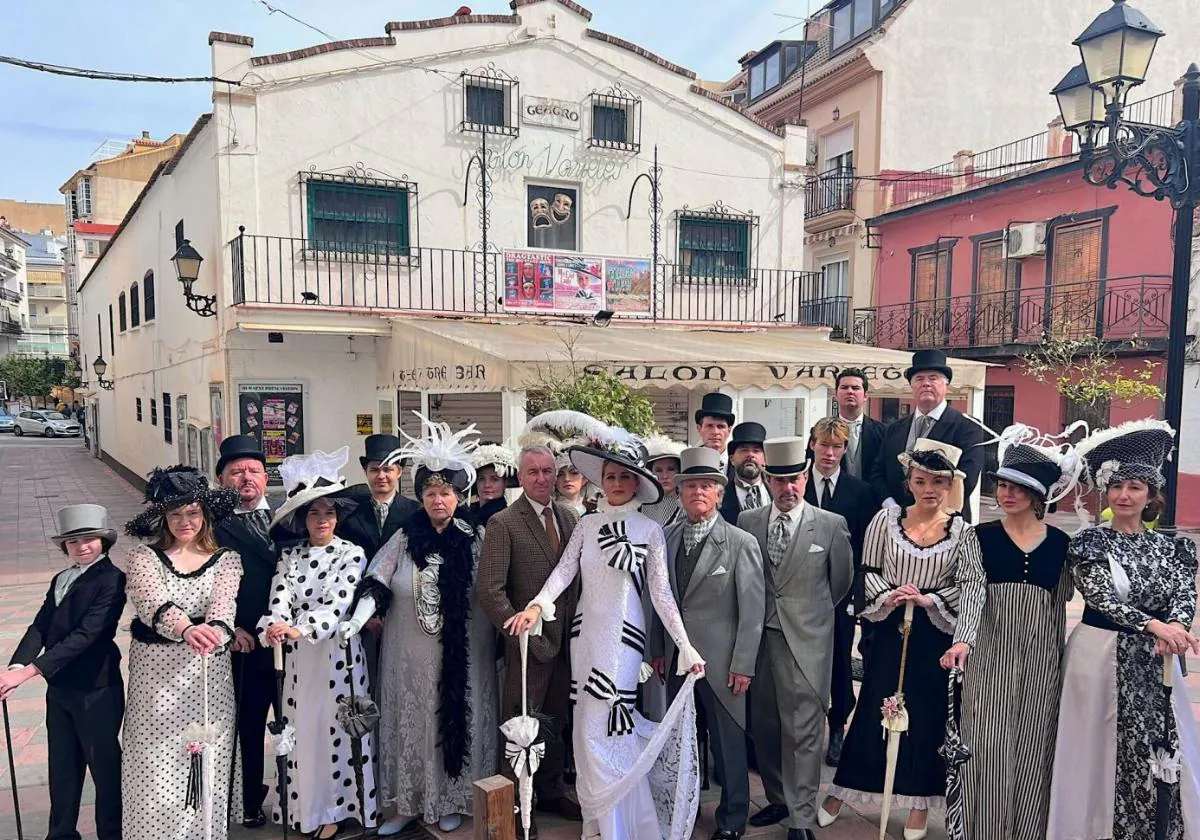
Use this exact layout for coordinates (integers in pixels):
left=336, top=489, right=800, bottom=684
left=237, top=496, right=270, bottom=514
left=526, top=496, right=554, bottom=517
left=916, top=401, right=948, bottom=422
left=769, top=501, right=805, bottom=525
left=815, top=468, right=840, bottom=488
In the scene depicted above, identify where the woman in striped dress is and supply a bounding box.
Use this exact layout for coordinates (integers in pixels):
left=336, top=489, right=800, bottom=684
left=820, top=440, right=986, bottom=840
left=958, top=429, right=1077, bottom=840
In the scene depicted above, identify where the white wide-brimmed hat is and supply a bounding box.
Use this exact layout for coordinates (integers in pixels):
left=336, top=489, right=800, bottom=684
left=898, top=438, right=966, bottom=513
left=567, top=424, right=663, bottom=505
left=270, top=446, right=357, bottom=535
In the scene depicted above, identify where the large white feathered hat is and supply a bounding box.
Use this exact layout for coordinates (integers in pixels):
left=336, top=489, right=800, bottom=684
left=643, top=433, right=686, bottom=466
left=384, top=412, right=480, bottom=494
left=567, top=425, right=663, bottom=505
left=270, top=446, right=356, bottom=534
left=471, top=442, right=520, bottom=484
left=519, top=410, right=611, bottom=472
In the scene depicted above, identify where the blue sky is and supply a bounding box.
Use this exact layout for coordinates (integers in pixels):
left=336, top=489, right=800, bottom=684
left=1, top=0, right=794, bottom=202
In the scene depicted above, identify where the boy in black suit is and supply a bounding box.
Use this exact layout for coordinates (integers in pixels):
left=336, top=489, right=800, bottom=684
left=1, top=504, right=125, bottom=840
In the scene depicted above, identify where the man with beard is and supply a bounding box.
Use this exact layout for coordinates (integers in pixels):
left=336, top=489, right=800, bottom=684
left=212, top=434, right=276, bottom=828
left=719, top=422, right=769, bottom=525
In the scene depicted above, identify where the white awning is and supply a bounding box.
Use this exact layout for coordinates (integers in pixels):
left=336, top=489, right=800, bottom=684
left=388, top=319, right=990, bottom=396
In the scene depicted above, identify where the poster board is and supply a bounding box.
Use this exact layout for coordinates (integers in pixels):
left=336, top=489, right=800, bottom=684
left=238, top=383, right=304, bottom=484
left=502, top=249, right=652, bottom=317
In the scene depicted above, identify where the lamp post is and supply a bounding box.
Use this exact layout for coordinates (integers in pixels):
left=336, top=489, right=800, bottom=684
left=92, top=355, right=114, bottom=391
left=1053, top=0, right=1197, bottom=533
left=171, top=239, right=217, bottom=317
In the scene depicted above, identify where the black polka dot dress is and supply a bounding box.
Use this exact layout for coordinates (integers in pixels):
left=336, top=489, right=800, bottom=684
left=257, top=537, right=378, bottom=833
left=122, top=544, right=243, bottom=840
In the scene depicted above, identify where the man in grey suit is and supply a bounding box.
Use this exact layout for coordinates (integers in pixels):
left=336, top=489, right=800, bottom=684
left=739, top=437, right=853, bottom=840
left=652, top=448, right=765, bottom=840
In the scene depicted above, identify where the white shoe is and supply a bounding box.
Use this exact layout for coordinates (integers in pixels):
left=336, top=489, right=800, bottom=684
left=378, top=814, right=417, bottom=836
left=903, top=826, right=928, bottom=840
left=817, top=801, right=841, bottom=828
left=438, top=813, right=463, bottom=832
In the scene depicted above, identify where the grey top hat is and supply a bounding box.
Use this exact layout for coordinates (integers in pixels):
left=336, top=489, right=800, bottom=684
left=763, top=437, right=811, bottom=477
left=51, top=504, right=118, bottom=549
left=675, top=447, right=729, bottom=487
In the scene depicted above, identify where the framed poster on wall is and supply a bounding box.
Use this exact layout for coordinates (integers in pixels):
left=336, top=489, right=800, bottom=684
left=238, top=383, right=304, bottom=484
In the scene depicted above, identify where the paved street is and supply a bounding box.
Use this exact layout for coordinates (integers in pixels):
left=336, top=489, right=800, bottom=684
left=0, top=435, right=1195, bottom=839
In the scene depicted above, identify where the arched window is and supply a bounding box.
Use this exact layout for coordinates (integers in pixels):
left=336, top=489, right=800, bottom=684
left=130, top=283, right=140, bottom=327
left=143, top=270, right=155, bottom=321
left=118, top=292, right=127, bottom=332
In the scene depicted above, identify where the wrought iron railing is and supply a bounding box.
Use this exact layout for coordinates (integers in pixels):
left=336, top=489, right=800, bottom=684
left=0, top=287, right=20, bottom=303
left=229, top=232, right=850, bottom=331
left=805, top=166, right=855, bottom=219
left=0, top=319, right=20, bottom=335
left=853, top=275, right=1171, bottom=350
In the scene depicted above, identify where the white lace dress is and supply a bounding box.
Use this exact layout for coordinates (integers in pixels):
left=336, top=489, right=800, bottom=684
left=530, top=501, right=703, bottom=840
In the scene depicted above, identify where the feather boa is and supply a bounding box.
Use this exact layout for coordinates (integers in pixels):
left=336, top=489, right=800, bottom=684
left=403, top=510, right=478, bottom=779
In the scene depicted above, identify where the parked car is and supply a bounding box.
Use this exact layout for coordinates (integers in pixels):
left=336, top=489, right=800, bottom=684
left=13, top=410, right=81, bottom=438
left=0, top=410, right=12, bottom=432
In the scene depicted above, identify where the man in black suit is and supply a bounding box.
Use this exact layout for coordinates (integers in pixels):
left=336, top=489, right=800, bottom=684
left=1, top=504, right=125, bottom=840
left=213, top=434, right=278, bottom=828
left=336, top=433, right=420, bottom=700
left=868, top=349, right=987, bottom=522
left=696, top=392, right=736, bottom=471
left=718, top=422, right=770, bottom=525
left=833, top=368, right=885, bottom=489
left=804, top=418, right=876, bottom=768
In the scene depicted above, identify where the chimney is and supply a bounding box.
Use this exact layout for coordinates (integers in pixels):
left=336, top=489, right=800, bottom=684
left=142, top=131, right=150, bottom=140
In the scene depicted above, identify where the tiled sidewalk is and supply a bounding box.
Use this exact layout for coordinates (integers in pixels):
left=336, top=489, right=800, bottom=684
left=0, top=439, right=1194, bottom=839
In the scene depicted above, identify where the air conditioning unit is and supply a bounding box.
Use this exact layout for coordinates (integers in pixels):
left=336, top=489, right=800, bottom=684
left=1004, top=222, right=1047, bottom=259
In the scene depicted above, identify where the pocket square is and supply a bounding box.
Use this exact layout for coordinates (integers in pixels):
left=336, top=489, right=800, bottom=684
left=809, top=544, right=826, bottom=553
left=708, top=566, right=728, bottom=576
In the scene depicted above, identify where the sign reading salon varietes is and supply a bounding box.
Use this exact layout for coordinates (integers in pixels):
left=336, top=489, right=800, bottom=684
left=521, top=96, right=581, bottom=131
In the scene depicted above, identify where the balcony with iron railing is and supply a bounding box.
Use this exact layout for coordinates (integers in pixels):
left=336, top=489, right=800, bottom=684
left=852, top=275, right=1171, bottom=354
left=0, top=251, right=19, bottom=277
left=27, top=284, right=66, bottom=299
left=0, top=287, right=20, bottom=304
left=229, top=232, right=853, bottom=337
left=804, top=166, right=855, bottom=233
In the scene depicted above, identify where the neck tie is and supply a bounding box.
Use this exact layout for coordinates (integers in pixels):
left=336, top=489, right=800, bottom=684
left=746, top=484, right=762, bottom=509
left=375, top=500, right=389, bottom=530
left=542, top=506, right=561, bottom=556
left=917, top=414, right=934, bottom=439
left=847, top=422, right=861, bottom=476
left=54, top=565, right=83, bottom=606
left=821, top=478, right=833, bottom=510
left=768, top=514, right=791, bottom=567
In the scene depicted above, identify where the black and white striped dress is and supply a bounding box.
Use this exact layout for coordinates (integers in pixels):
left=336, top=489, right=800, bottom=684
left=829, top=507, right=986, bottom=809
left=958, top=521, right=1071, bottom=840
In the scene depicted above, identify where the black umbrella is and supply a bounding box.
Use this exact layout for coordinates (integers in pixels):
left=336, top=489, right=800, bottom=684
left=937, top=667, right=970, bottom=840
left=1151, top=653, right=1180, bottom=840
left=337, top=639, right=379, bottom=837
left=2, top=699, right=24, bottom=840
left=269, top=643, right=293, bottom=840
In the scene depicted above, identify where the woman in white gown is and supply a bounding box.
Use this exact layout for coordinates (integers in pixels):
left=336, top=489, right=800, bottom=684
left=508, top=429, right=706, bottom=840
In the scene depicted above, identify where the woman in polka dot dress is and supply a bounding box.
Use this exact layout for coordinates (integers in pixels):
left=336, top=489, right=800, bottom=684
left=260, top=448, right=378, bottom=839
left=121, top=466, right=242, bottom=840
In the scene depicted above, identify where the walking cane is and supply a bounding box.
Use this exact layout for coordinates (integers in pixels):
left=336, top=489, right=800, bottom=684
left=1151, top=653, right=1180, bottom=840
left=878, top=601, right=915, bottom=840
left=336, top=638, right=379, bottom=839
left=268, top=642, right=293, bottom=840
left=2, top=699, right=24, bottom=840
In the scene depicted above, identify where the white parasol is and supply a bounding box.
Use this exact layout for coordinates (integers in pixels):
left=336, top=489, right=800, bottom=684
left=878, top=601, right=915, bottom=840
left=182, top=654, right=221, bottom=840
left=499, top=632, right=546, bottom=840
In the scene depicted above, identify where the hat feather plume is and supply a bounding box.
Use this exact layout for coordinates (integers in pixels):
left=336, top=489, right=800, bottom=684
left=387, top=412, right=480, bottom=488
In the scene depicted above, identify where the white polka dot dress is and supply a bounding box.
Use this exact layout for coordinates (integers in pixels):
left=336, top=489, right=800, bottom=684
left=122, top=544, right=243, bottom=840
left=258, top=538, right=378, bottom=833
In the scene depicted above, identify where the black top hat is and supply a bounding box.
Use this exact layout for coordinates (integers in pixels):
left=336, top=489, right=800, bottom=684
left=728, top=422, right=767, bottom=457
left=216, top=434, right=266, bottom=475
left=361, top=433, right=402, bottom=468
left=987, top=444, right=1063, bottom=499
left=694, top=393, right=735, bottom=426
left=904, top=349, right=954, bottom=383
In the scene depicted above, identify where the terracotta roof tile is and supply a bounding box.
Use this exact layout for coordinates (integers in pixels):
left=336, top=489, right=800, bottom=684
left=509, top=0, right=593, bottom=21
left=208, top=32, right=254, bottom=47
left=584, top=29, right=696, bottom=80
left=689, top=84, right=785, bottom=137
left=385, top=14, right=519, bottom=33
left=251, top=37, right=397, bottom=67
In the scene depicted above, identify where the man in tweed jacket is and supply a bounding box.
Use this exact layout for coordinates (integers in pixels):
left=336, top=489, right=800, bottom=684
left=477, top=445, right=582, bottom=837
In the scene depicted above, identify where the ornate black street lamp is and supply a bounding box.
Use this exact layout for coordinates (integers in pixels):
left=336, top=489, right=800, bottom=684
left=1053, top=0, right=1196, bottom=532
left=92, top=355, right=114, bottom=391
left=171, top=239, right=217, bottom=317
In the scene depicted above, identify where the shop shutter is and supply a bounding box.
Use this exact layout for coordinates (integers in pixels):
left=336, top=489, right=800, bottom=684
left=646, top=388, right=691, bottom=442
left=431, top=393, right=504, bottom=443
left=1049, top=220, right=1102, bottom=339
left=397, top=391, right=423, bottom=441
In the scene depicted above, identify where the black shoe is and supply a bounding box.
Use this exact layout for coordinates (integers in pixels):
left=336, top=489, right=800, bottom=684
left=825, top=728, right=845, bottom=767
left=787, top=830, right=815, bottom=840
left=242, top=810, right=267, bottom=829
left=748, top=803, right=788, bottom=827
left=710, top=830, right=743, bottom=840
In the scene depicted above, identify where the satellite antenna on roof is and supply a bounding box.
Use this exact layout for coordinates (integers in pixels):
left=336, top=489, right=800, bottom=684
left=90, top=139, right=129, bottom=161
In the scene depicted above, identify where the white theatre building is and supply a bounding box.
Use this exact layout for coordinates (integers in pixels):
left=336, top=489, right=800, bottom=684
left=77, top=0, right=986, bottom=485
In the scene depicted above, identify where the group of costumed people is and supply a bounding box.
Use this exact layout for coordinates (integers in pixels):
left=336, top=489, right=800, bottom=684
left=1, top=355, right=1198, bottom=840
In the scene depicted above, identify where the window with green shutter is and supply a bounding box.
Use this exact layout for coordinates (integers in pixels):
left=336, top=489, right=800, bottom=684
left=305, top=179, right=411, bottom=255
left=676, top=212, right=755, bottom=283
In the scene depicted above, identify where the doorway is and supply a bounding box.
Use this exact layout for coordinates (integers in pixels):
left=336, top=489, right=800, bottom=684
left=981, top=386, right=1015, bottom=494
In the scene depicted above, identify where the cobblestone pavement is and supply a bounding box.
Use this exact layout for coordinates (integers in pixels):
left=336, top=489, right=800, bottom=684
left=0, top=435, right=1195, bottom=839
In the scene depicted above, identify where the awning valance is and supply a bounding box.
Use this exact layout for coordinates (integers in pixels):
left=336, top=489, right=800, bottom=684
left=388, top=319, right=990, bottom=396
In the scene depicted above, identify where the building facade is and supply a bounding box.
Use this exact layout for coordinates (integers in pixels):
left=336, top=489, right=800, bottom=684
left=0, top=227, right=28, bottom=359
left=19, top=232, right=70, bottom=357
left=78, top=0, right=987, bottom=487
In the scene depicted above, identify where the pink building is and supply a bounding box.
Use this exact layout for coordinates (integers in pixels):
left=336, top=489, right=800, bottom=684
left=862, top=100, right=1200, bottom=525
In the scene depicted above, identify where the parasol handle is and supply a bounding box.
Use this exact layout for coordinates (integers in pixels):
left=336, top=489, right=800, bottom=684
left=273, top=640, right=284, bottom=672
left=203, top=653, right=209, bottom=732
left=1163, top=652, right=1174, bottom=689
left=895, top=601, right=915, bottom=697
left=519, top=630, right=529, bottom=718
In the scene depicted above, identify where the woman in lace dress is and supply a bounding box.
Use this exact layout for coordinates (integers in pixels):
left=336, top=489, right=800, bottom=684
left=339, top=417, right=497, bottom=836
left=1048, top=420, right=1200, bottom=840
left=121, top=467, right=242, bottom=840
left=508, top=430, right=706, bottom=840
left=821, top=440, right=985, bottom=840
